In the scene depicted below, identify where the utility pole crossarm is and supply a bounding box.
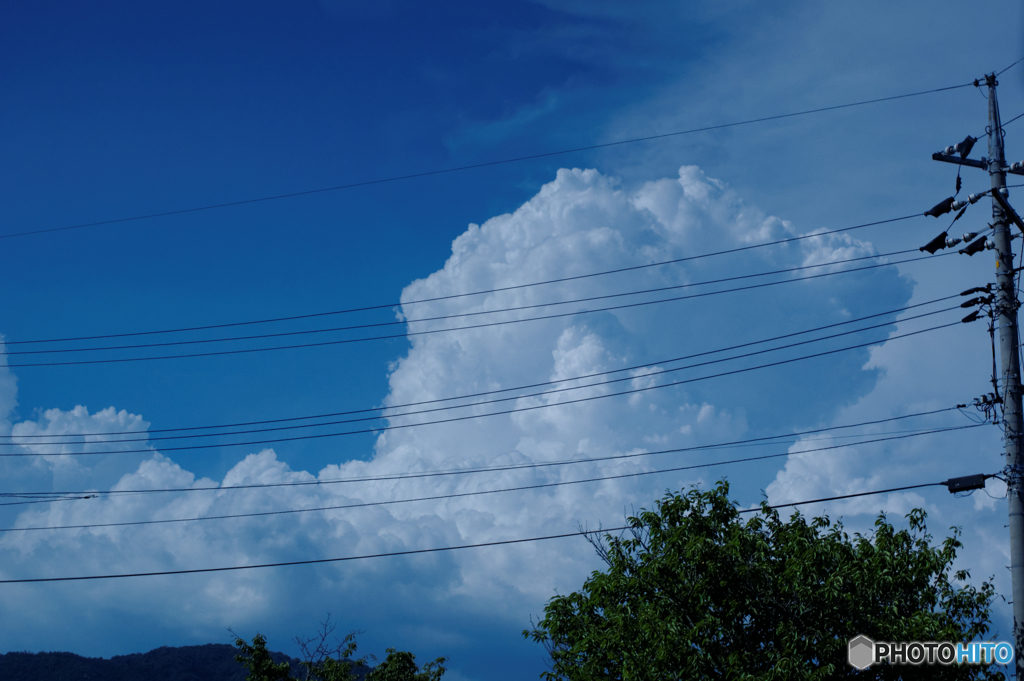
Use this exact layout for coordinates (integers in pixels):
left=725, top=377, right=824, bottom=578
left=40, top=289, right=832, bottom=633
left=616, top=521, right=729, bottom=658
left=932, top=152, right=989, bottom=170
left=931, top=154, right=1024, bottom=176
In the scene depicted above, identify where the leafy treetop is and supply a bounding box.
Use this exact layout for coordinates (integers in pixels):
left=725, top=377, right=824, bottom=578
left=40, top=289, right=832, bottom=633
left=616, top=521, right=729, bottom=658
left=234, top=619, right=445, bottom=681
left=526, top=480, right=1003, bottom=680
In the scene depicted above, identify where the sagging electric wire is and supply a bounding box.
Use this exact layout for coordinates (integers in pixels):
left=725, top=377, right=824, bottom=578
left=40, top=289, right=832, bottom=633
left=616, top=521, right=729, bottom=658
left=8, top=215, right=927, bottom=348
left=0, top=404, right=972, bottom=503
left=0, top=425, right=978, bottom=508
left=0, top=474, right=995, bottom=585
left=0, top=424, right=986, bottom=534
left=0, top=248, right=929, bottom=359
left=6, top=252, right=956, bottom=369
left=0, top=317, right=967, bottom=457
left=3, top=303, right=965, bottom=448
left=1003, top=110, right=1024, bottom=131
left=0, top=76, right=982, bottom=242
left=2, top=295, right=964, bottom=440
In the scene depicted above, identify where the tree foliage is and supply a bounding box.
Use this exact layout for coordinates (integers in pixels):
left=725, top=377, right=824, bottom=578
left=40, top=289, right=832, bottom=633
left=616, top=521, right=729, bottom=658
left=366, top=649, right=446, bottom=681
left=292, top=617, right=363, bottom=681
left=525, top=481, right=1003, bottom=680
left=234, top=633, right=294, bottom=681
left=233, top=617, right=445, bottom=681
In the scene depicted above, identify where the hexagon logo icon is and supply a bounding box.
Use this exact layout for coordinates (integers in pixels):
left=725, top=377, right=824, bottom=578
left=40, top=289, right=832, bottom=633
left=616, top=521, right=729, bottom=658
left=848, top=635, right=875, bottom=670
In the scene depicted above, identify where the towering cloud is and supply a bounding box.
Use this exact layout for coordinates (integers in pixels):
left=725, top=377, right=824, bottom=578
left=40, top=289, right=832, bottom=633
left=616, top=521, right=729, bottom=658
left=3, top=165, right=981, bottom=676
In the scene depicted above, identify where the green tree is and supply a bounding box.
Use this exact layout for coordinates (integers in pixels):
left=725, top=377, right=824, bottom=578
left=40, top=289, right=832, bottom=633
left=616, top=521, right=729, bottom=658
left=233, top=619, right=445, bottom=681
left=366, top=648, right=447, bottom=681
left=233, top=633, right=296, bottom=681
left=525, top=481, right=1003, bottom=680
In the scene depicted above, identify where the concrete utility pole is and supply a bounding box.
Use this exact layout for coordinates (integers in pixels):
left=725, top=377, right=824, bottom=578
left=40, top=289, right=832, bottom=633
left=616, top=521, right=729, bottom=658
left=986, top=73, right=1024, bottom=679
left=933, top=72, right=1024, bottom=674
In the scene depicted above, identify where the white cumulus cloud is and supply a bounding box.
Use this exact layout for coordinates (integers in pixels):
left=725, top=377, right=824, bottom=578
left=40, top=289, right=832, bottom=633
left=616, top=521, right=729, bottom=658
left=0, top=164, right=939, bottom=673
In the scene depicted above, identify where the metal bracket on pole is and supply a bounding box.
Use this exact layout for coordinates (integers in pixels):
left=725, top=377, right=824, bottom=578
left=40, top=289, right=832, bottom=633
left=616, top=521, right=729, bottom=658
left=993, top=190, right=1024, bottom=234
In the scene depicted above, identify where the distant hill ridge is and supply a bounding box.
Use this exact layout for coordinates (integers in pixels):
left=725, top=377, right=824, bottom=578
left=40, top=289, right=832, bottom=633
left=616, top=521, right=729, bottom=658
left=0, top=643, right=369, bottom=681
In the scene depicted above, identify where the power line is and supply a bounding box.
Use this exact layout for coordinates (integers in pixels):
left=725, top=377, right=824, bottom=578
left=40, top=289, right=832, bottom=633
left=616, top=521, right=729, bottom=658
left=0, top=405, right=968, bottom=501
left=0, top=424, right=954, bottom=506
left=0, top=248, right=925, bottom=358
left=0, top=80, right=975, bottom=242
left=0, top=427, right=951, bottom=509
left=5, top=304, right=961, bottom=447
left=1, top=294, right=960, bottom=440
left=6, top=251, right=952, bottom=368
left=0, top=425, right=983, bottom=534
left=0, top=479, right=973, bottom=584
left=0, top=319, right=966, bottom=457
left=997, top=56, right=1024, bottom=76
left=1003, top=111, right=1024, bottom=130
left=737, top=483, right=958, bottom=513
left=7, top=214, right=922, bottom=346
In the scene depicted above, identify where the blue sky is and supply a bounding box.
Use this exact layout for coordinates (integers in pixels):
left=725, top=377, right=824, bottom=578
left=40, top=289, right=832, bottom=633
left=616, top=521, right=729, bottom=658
left=1, top=2, right=1023, bottom=679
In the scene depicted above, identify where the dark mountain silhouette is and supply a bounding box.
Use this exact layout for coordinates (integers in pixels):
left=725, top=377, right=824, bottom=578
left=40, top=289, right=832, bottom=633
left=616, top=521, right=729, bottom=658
left=0, top=643, right=370, bottom=681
